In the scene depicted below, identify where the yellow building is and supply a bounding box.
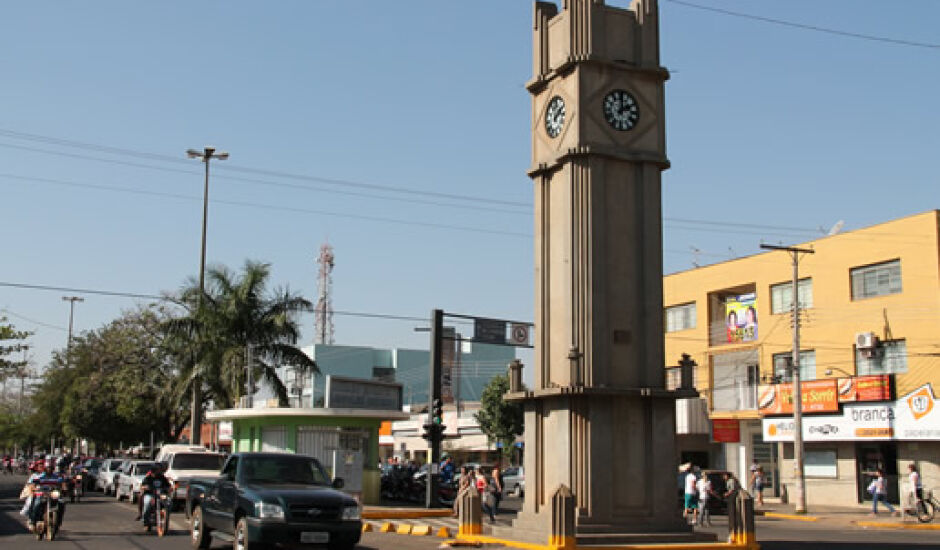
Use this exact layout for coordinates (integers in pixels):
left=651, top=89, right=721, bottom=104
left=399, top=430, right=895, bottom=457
left=664, top=210, right=940, bottom=508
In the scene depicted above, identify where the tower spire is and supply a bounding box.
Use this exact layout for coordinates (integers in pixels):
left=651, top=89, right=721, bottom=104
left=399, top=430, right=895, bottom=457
left=314, top=242, right=335, bottom=345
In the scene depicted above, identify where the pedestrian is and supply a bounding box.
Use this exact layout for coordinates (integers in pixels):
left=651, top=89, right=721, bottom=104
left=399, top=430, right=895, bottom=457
left=452, top=466, right=471, bottom=517
left=696, top=474, right=714, bottom=526
left=722, top=472, right=739, bottom=501
left=908, top=463, right=923, bottom=504
left=749, top=466, right=764, bottom=507
left=490, top=466, right=504, bottom=514
left=869, top=469, right=899, bottom=517
left=475, top=467, right=495, bottom=523
left=683, top=465, right=698, bottom=525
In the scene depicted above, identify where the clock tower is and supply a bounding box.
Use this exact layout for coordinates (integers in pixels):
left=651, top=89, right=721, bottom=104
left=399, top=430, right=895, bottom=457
left=508, top=0, right=694, bottom=542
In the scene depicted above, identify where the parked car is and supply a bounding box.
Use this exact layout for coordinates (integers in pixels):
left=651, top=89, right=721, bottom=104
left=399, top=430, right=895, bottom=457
left=80, top=458, right=103, bottom=490
left=502, top=466, right=525, bottom=497
left=162, top=451, right=225, bottom=511
left=98, top=459, right=129, bottom=495
left=187, top=452, right=361, bottom=550
left=155, top=444, right=206, bottom=463
left=116, top=461, right=157, bottom=503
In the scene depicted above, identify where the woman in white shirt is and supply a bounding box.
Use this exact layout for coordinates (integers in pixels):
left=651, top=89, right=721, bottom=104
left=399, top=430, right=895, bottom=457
left=908, top=463, right=923, bottom=502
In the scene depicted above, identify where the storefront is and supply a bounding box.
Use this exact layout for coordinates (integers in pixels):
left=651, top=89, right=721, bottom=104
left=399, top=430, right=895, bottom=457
left=761, top=381, right=940, bottom=507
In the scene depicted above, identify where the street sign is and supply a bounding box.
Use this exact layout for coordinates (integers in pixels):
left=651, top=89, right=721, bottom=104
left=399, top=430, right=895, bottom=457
left=509, top=323, right=529, bottom=346
left=474, top=318, right=507, bottom=345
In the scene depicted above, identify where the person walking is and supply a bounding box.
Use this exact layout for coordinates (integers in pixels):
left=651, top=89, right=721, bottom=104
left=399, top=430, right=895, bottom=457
left=749, top=466, right=765, bottom=507
left=908, top=463, right=923, bottom=510
left=475, top=467, right=495, bottom=523
left=489, top=466, right=505, bottom=514
left=869, top=469, right=899, bottom=517
left=696, top=474, right=715, bottom=526
left=682, top=465, right=698, bottom=525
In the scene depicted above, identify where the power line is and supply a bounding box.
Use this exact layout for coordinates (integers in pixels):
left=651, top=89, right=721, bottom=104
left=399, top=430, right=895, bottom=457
left=665, top=0, right=940, bottom=50
left=0, top=308, right=67, bottom=332
left=0, top=128, right=531, bottom=208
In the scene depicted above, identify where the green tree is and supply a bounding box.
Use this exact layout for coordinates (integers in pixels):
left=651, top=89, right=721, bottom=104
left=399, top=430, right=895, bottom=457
left=474, top=373, right=524, bottom=467
left=164, top=260, right=318, bottom=414
left=0, top=315, right=31, bottom=375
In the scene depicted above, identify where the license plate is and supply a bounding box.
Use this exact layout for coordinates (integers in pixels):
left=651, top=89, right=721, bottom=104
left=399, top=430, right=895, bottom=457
left=300, top=531, right=329, bottom=543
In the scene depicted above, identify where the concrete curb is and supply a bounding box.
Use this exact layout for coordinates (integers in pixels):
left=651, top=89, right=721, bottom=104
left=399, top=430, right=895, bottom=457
left=362, top=508, right=454, bottom=519
left=760, top=512, right=819, bottom=522
left=853, top=520, right=940, bottom=530
left=455, top=533, right=759, bottom=550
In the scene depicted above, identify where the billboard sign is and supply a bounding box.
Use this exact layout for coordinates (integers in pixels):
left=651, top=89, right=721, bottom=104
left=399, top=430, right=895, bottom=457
left=712, top=419, right=741, bottom=443
left=758, top=379, right=840, bottom=415
left=725, top=293, right=757, bottom=343
left=325, top=376, right=403, bottom=411
left=836, top=375, right=892, bottom=403
left=762, top=383, right=940, bottom=442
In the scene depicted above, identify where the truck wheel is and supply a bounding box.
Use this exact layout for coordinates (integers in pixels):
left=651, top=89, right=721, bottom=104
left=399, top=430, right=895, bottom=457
left=190, top=507, right=212, bottom=549
left=234, top=517, right=270, bottom=550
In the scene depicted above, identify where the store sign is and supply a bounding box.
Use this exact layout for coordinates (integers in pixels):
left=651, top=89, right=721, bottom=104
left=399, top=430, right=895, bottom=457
left=711, top=419, right=740, bottom=443
left=837, top=375, right=892, bottom=403
left=758, top=379, right=839, bottom=415
left=762, top=383, right=940, bottom=442
left=218, top=421, right=233, bottom=442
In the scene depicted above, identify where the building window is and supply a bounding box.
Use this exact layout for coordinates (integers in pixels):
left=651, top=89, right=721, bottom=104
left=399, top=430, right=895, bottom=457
left=771, top=279, right=813, bottom=314
left=711, top=351, right=759, bottom=411
left=857, top=339, right=907, bottom=375
left=851, top=260, right=901, bottom=300
left=665, top=302, right=696, bottom=332
left=804, top=449, right=838, bottom=478
left=772, top=350, right=817, bottom=382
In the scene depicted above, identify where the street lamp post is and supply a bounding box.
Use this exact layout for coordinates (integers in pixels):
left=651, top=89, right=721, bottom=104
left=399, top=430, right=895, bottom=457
left=186, top=146, right=229, bottom=445
left=62, top=296, right=84, bottom=368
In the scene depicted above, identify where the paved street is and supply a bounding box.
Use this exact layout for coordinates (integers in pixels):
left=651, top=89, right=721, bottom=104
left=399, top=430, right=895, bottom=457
left=2, top=474, right=939, bottom=550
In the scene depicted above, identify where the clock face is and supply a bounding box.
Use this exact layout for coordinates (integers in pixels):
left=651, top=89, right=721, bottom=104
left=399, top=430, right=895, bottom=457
left=544, top=96, right=566, bottom=138
left=603, top=89, right=640, bottom=131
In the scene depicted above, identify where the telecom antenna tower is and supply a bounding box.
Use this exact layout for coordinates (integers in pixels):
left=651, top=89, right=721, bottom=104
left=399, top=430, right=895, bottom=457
left=314, top=242, right=335, bottom=345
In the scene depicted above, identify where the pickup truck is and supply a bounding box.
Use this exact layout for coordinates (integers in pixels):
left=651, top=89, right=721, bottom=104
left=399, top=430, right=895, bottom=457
left=186, top=452, right=361, bottom=550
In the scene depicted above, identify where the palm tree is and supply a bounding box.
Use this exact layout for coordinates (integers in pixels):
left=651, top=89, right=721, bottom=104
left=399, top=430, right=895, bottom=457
left=165, top=261, right=318, bottom=417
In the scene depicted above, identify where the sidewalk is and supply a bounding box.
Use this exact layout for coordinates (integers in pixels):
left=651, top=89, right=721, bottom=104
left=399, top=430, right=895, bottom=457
left=753, top=501, right=940, bottom=530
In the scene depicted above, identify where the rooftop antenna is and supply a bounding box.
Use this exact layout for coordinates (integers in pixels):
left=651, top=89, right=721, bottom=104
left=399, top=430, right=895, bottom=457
left=827, top=220, right=845, bottom=236
left=689, top=246, right=701, bottom=268
left=314, top=242, right=335, bottom=345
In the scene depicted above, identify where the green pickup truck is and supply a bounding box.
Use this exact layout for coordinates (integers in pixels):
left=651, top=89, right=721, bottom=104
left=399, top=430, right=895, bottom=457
left=186, top=452, right=361, bottom=550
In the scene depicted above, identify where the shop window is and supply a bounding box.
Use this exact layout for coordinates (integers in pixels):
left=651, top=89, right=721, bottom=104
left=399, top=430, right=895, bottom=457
left=805, top=449, right=838, bottom=478
left=665, top=302, right=696, bottom=332
left=856, top=340, right=907, bottom=375
left=772, top=350, right=817, bottom=382
left=851, top=260, right=901, bottom=300
left=770, top=278, right=813, bottom=314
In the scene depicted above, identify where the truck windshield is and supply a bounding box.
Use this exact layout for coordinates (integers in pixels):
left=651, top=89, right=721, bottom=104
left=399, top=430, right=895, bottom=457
left=242, top=456, right=331, bottom=486
left=172, top=453, right=225, bottom=471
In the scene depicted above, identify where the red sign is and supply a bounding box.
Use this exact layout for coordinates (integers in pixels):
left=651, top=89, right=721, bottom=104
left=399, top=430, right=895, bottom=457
left=712, top=419, right=741, bottom=443
left=837, top=375, right=892, bottom=403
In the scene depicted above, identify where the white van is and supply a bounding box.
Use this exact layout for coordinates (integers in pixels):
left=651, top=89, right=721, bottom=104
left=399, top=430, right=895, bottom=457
left=162, top=451, right=225, bottom=510
left=155, top=444, right=206, bottom=463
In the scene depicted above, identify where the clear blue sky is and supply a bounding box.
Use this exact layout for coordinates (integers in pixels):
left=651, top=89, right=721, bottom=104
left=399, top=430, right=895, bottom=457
left=2, top=1, right=938, bottom=373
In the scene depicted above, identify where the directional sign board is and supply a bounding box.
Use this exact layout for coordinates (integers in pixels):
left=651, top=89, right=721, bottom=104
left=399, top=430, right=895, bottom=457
left=474, top=318, right=507, bottom=345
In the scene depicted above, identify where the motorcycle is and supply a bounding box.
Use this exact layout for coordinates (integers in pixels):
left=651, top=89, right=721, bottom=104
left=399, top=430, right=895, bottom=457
left=142, top=483, right=171, bottom=536
left=31, top=481, right=65, bottom=541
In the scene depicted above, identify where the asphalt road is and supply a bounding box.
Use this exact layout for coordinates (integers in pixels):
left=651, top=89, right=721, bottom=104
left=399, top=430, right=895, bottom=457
left=2, top=474, right=938, bottom=550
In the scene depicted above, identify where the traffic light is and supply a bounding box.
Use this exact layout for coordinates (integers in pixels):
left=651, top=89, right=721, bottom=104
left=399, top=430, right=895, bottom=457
left=432, top=399, right=444, bottom=426
left=421, top=422, right=435, bottom=441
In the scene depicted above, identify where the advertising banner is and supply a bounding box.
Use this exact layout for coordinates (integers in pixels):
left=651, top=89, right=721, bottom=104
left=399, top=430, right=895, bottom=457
left=218, top=421, right=233, bottom=442
left=758, top=379, right=839, bottom=415
left=837, top=375, right=892, bottom=403
left=712, top=419, right=741, bottom=443
left=725, top=293, right=758, bottom=343
left=762, top=383, right=940, bottom=442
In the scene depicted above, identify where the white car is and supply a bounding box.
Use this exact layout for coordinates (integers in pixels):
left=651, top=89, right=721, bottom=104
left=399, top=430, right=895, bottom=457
left=98, top=458, right=129, bottom=495
left=502, top=466, right=525, bottom=497
left=116, top=461, right=156, bottom=503
left=162, top=451, right=225, bottom=509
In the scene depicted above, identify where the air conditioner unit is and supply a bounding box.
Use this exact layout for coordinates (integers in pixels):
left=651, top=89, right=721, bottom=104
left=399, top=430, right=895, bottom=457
left=855, top=331, right=878, bottom=349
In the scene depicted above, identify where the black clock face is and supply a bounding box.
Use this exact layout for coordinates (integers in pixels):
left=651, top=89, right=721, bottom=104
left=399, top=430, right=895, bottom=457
left=545, top=96, right=566, bottom=138
left=603, top=90, right=640, bottom=131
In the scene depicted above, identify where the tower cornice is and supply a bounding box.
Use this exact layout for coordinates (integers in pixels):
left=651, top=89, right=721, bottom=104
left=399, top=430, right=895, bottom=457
left=527, top=144, right=669, bottom=178
left=526, top=57, right=670, bottom=95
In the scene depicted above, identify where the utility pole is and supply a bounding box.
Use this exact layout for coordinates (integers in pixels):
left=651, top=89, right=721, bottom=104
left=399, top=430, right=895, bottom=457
left=761, top=243, right=814, bottom=514
left=186, top=146, right=229, bottom=445
left=61, top=296, right=84, bottom=367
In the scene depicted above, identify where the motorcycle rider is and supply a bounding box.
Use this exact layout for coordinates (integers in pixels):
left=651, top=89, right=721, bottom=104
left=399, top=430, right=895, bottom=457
left=136, top=463, right=170, bottom=522
left=26, top=464, right=65, bottom=532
